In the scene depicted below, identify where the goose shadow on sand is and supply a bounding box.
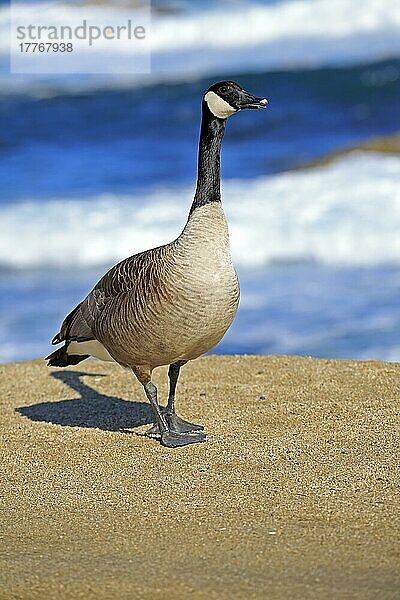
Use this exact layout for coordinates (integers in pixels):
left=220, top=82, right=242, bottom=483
left=16, top=371, right=154, bottom=433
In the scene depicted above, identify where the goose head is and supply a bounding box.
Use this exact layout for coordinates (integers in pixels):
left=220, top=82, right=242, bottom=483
left=203, top=80, right=268, bottom=120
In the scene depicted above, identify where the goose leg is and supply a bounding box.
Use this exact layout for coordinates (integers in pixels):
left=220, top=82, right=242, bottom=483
left=165, top=362, right=205, bottom=433
left=145, top=361, right=204, bottom=436
left=144, top=381, right=168, bottom=435
left=134, top=366, right=205, bottom=448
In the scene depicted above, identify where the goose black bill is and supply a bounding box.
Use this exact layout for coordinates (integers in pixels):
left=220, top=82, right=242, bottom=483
left=237, top=93, right=268, bottom=110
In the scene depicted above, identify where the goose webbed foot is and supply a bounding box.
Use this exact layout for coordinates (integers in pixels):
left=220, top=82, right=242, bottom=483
left=167, top=412, right=204, bottom=433
left=145, top=412, right=204, bottom=436
left=161, top=430, right=207, bottom=448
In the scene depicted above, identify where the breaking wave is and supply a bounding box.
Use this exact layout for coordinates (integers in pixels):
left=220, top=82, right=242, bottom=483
left=1, top=152, right=399, bottom=270
left=0, top=0, right=399, bottom=94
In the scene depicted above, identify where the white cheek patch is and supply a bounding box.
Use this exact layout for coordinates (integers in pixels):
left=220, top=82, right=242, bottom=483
left=204, top=91, right=236, bottom=119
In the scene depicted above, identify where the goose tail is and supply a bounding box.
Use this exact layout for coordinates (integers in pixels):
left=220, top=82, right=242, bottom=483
left=46, top=344, right=89, bottom=367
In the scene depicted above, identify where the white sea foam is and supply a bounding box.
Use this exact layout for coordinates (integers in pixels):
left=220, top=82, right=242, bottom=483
left=0, top=0, right=399, bottom=92
left=149, top=0, right=400, bottom=73
left=1, top=152, right=399, bottom=270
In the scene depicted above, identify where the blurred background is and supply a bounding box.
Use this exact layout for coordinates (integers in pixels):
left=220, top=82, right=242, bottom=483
left=0, top=0, right=399, bottom=363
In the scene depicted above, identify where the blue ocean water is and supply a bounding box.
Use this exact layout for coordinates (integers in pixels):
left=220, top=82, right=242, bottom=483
left=0, top=0, right=399, bottom=362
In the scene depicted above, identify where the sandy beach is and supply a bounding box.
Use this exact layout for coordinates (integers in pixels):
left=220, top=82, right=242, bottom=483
left=296, top=133, right=400, bottom=170
left=1, top=355, right=399, bottom=599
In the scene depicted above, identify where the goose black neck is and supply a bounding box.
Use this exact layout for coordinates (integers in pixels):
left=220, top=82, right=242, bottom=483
left=190, top=106, right=226, bottom=215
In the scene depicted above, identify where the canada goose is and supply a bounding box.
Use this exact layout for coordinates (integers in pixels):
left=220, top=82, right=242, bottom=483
left=47, top=81, right=268, bottom=448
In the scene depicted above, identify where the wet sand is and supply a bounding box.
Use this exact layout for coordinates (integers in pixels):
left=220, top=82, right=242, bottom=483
left=297, top=133, right=400, bottom=170
left=1, top=355, right=399, bottom=599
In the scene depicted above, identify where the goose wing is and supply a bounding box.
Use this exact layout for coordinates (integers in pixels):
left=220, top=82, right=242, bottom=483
left=51, top=248, right=164, bottom=345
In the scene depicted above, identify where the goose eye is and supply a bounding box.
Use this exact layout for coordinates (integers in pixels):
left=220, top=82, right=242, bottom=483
left=219, top=86, right=229, bottom=94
